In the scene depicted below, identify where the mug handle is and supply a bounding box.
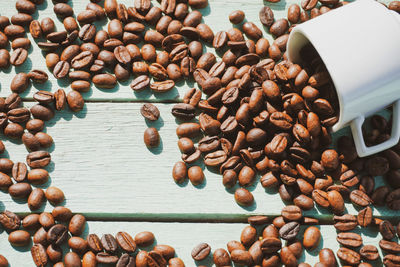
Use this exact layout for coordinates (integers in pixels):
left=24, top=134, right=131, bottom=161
left=350, top=99, right=400, bottom=157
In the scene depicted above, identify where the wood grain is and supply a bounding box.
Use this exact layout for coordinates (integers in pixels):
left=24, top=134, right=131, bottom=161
left=1, top=103, right=394, bottom=220
left=0, top=221, right=389, bottom=266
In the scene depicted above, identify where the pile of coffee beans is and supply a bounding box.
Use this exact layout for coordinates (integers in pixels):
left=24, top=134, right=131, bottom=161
left=0, top=0, right=399, bottom=266
left=1, top=208, right=182, bottom=267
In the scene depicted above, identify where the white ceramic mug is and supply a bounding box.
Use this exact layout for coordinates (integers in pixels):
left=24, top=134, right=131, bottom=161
left=287, top=0, right=400, bottom=157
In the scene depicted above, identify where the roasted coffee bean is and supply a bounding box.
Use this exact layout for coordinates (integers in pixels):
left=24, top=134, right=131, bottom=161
left=22, top=214, right=40, bottom=231
left=360, top=245, right=379, bottom=261
left=7, top=107, right=30, bottom=123
left=384, top=254, right=400, bottom=266
left=28, top=188, right=46, bottom=210
left=260, top=237, right=282, bottom=254
left=100, top=234, right=118, bottom=254
left=11, top=73, right=30, bottom=93
left=144, top=127, right=160, bottom=148
left=53, top=61, right=70, bottom=79
left=69, top=214, right=86, bottom=236
left=379, top=239, right=400, bottom=255
left=172, top=161, right=187, bottom=184
left=357, top=206, right=373, bottom=227
left=52, top=206, right=72, bottom=222
left=30, top=104, right=54, bottom=121
left=12, top=162, right=27, bottom=182
left=27, top=169, right=49, bottom=185
left=191, top=243, right=211, bottom=261
left=71, top=51, right=94, bottom=69
left=279, top=222, right=300, bottom=241
left=87, top=234, right=103, bottom=253
left=68, top=236, right=88, bottom=255
left=10, top=48, right=28, bottom=66
left=116, top=232, right=136, bottom=253
left=47, top=224, right=68, bottom=245
left=33, top=91, right=54, bottom=104
left=31, top=244, right=48, bottom=267
left=350, top=190, right=372, bottom=207
left=337, top=247, right=360, bottom=265
left=116, top=253, right=135, bottom=267
left=27, top=151, right=51, bottom=168
left=281, top=205, right=303, bottom=221
left=380, top=220, right=396, bottom=240
left=140, top=103, right=160, bottom=121
left=45, top=186, right=64, bottom=205
left=230, top=249, right=253, bottom=265
left=319, top=248, right=337, bottom=267
left=64, top=252, right=81, bottom=267
left=235, top=188, right=254, bottom=206
left=9, top=182, right=32, bottom=199
left=337, top=232, right=363, bottom=248
left=150, top=80, right=175, bottom=92
left=135, top=231, right=155, bottom=247
left=172, top=103, right=196, bottom=120
left=96, top=252, right=119, bottom=264
left=0, top=210, right=21, bottom=231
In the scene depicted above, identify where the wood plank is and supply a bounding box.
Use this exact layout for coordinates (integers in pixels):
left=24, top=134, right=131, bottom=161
left=0, top=221, right=391, bottom=266
left=1, top=0, right=390, bottom=102
left=1, top=102, right=395, bottom=220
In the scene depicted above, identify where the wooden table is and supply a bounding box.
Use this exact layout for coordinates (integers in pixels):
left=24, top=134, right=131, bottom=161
left=0, top=0, right=396, bottom=266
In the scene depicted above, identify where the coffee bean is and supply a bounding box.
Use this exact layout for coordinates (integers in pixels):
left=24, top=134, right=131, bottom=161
left=360, top=244, right=379, bottom=261
left=134, top=231, right=154, bottom=247
left=337, top=247, right=360, bottom=265
left=87, top=234, right=103, bottom=253
left=144, top=127, right=160, bottom=148
left=171, top=103, right=196, bottom=120
left=96, top=252, right=119, bottom=264
left=45, top=186, right=64, bottom=205
left=22, top=214, right=40, bottom=231
left=172, top=161, right=187, bottom=184
left=8, top=230, right=31, bottom=246
left=116, top=253, right=135, bottom=267
left=28, top=188, right=45, bottom=210
left=188, top=166, right=204, bottom=185
left=31, top=244, right=48, bottom=267
left=380, top=239, right=400, bottom=254
left=33, top=91, right=54, bottom=104
left=116, top=232, right=136, bottom=253
left=319, top=248, right=337, bottom=267
left=337, top=232, right=363, bottom=248
left=64, top=252, right=81, bottom=267
left=69, top=214, right=86, bottom=236
left=10, top=48, right=28, bottom=66
left=281, top=205, right=303, bottom=221
left=26, top=151, right=51, bottom=168
left=350, top=190, right=372, bottom=207
left=379, top=220, right=396, bottom=240
left=234, top=188, right=254, bottom=206
left=279, top=222, right=300, bottom=241
left=53, top=61, right=70, bottom=79
left=68, top=236, right=88, bottom=255
left=230, top=249, right=253, bottom=265
left=27, top=169, right=49, bottom=185
left=47, top=224, right=68, bottom=245
left=357, top=206, right=373, bottom=227
left=261, top=237, right=282, bottom=254
left=51, top=206, right=72, bottom=223
left=384, top=254, right=400, bottom=266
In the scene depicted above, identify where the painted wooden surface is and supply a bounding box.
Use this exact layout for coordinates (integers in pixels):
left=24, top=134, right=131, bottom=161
left=0, top=102, right=394, bottom=220
left=0, top=222, right=391, bottom=266
left=0, top=0, right=396, bottom=266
